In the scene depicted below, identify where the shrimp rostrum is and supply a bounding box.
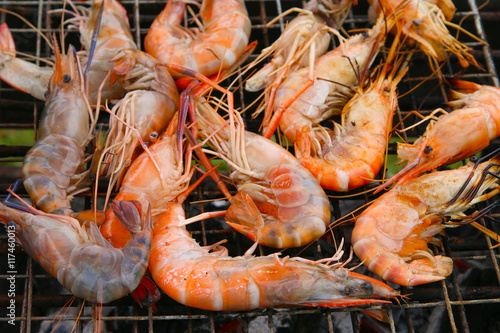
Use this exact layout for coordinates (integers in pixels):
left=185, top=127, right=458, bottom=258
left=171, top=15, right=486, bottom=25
left=0, top=200, right=152, bottom=303
left=352, top=150, right=500, bottom=286
left=195, top=97, right=331, bottom=249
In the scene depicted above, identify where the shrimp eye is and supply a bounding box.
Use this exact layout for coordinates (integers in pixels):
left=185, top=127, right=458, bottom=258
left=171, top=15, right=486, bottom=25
left=63, top=74, right=71, bottom=83
left=361, top=31, right=369, bottom=39
left=343, top=286, right=353, bottom=295
left=470, top=155, right=478, bottom=162
left=149, top=131, right=159, bottom=143
left=360, top=282, right=373, bottom=294
left=44, top=90, right=49, bottom=98
left=424, top=145, right=433, bottom=154
left=413, top=18, right=421, bottom=26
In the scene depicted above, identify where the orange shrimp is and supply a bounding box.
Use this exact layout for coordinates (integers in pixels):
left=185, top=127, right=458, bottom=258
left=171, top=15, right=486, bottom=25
left=245, top=0, right=352, bottom=93
left=352, top=150, right=500, bottom=286
left=195, top=97, right=331, bottom=249
left=149, top=201, right=399, bottom=312
left=100, top=113, right=191, bottom=249
left=0, top=199, right=152, bottom=303
left=367, top=0, right=480, bottom=69
left=62, top=0, right=138, bottom=104
left=144, top=0, right=251, bottom=78
left=295, top=41, right=408, bottom=191
left=262, top=14, right=390, bottom=141
left=21, top=42, right=93, bottom=216
left=379, top=80, right=500, bottom=191
left=95, top=49, right=179, bottom=187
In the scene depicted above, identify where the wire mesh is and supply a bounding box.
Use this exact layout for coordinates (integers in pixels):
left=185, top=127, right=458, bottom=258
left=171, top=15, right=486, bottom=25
left=0, top=0, right=500, bottom=332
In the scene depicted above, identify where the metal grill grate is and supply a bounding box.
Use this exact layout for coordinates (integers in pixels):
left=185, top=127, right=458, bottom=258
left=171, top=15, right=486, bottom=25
left=1, top=0, right=500, bottom=332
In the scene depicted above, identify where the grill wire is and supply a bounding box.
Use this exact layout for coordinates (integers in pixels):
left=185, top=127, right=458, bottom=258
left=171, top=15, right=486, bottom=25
left=1, top=0, right=500, bottom=332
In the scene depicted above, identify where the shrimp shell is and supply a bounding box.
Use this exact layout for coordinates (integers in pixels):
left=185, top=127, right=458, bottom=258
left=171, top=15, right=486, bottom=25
left=149, top=202, right=399, bottom=311
left=100, top=115, right=191, bottom=249
left=0, top=23, right=51, bottom=100
left=196, top=99, right=331, bottom=248
left=268, top=14, right=388, bottom=143
left=352, top=153, right=500, bottom=286
left=296, top=50, right=406, bottom=191
left=71, top=0, right=138, bottom=103
left=386, top=80, right=500, bottom=188
left=245, top=0, right=353, bottom=93
left=0, top=200, right=152, bottom=303
left=21, top=44, right=91, bottom=215
left=144, top=0, right=251, bottom=78
left=98, top=49, right=179, bottom=184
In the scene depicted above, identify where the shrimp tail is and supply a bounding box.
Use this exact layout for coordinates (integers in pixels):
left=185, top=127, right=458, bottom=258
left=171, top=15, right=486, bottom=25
left=0, top=23, right=28, bottom=95
left=106, top=200, right=153, bottom=301
left=130, top=274, right=161, bottom=310
left=110, top=200, right=150, bottom=235
left=0, top=22, right=15, bottom=56
left=447, top=78, right=483, bottom=109
left=225, top=192, right=263, bottom=243
left=447, top=78, right=482, bottom=94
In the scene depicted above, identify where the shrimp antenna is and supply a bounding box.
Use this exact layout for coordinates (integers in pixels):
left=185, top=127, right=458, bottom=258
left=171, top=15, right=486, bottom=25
left=462, top=163, right=500, bottom=204
left=459, top=201, right=500, bottom=226
left=0, top=8, right=54, bottom=51
left=85, top=0, right=105, bottom=77
left=446, top=148, right=500, bottom=206
left=178, top=80, right=200, bottom=159
left=342, top=55, right=362, bottom=87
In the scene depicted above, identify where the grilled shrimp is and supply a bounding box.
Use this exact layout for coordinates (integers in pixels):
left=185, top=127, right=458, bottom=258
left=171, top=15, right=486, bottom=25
left=149, top=202, right=399, bottom=311
left=245, top=0, right=352, bottom=93
left=352, top=151, right=500, bottom=286
left=367, top=0, right=479, bottom=69
left=21, top=44, right=92, bottom=216
left=380, top=80, right=500, bottom=190
left=144, top=0, right=251, bottom=78
left=96, top=49, right=179, bottom=186
left=262, top=14, right=389, bottom=140
left=195, top=97, right=331, bottom=249
left=100, top=114, right=191, bottom=249
left=295, top=42, right=408, bottom=191
left=0, top=200, right=152, bottom=303
left=0, top=0, right=136, bottom=104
